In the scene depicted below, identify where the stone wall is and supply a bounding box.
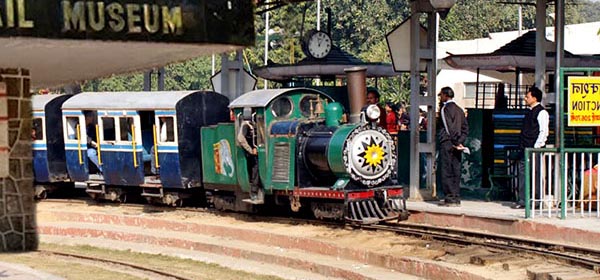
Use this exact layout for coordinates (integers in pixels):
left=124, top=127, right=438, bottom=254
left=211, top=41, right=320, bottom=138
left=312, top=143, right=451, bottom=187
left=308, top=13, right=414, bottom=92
left=0, top=68, right=37, bottom=251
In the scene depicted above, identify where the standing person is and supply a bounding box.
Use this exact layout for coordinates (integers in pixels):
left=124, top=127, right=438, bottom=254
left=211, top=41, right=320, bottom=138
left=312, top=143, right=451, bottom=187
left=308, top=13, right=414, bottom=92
left=513, top=86, right=549, bottom=209
left=85, top=113, right=102, bottom=174
left=237, top=111, right=262, bottom=204
left=438, top=87, right=469, bottom=207
left=397, top=102, right=410, bottom=131
left=385, top=102, right=398, bottom=135
left=495, top=83, right=508, bottom=110
left=366, top=89, right=387, bottom=129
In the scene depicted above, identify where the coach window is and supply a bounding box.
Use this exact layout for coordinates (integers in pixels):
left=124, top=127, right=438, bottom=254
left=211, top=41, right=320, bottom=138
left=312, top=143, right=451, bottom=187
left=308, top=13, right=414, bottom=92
left=157, top=116, right=175, bottom=143
left=32, top=118, right=43, bottom=141
left=119, top=117, right=134, bottom=141
left=65, top=117, right=80, bottom=140
left=101, top=117, right=116, bottom=141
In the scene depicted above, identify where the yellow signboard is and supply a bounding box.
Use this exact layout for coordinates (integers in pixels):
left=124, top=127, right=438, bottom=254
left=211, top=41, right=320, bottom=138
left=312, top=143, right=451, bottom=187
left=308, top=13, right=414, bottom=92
left=568, top=76, right=600, bottom=126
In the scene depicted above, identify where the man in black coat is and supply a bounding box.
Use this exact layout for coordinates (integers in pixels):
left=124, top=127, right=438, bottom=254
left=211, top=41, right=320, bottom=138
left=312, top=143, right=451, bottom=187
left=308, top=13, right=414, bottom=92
left=438, top=87, right=469, bottom=207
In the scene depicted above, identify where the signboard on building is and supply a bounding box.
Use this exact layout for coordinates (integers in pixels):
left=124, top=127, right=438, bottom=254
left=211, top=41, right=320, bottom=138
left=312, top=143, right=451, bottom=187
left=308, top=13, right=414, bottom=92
left=0, top=0, right=254, bottom=45
left=0, top=83, right=7, bottom=177
left=568, top=76, right=600, bottom=126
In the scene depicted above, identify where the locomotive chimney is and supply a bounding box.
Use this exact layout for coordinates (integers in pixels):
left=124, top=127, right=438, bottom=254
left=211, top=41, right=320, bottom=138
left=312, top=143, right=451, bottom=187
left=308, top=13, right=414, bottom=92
left=344, top=67, right=367, bottom=123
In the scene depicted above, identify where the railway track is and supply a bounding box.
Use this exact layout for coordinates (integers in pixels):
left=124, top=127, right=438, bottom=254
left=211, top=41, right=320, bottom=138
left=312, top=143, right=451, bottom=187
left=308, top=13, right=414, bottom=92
left=362, top=222, right=600, bottom=273
left=38, top=249, right=194, bottom=280
left=39, top=198, right=600, bottom=274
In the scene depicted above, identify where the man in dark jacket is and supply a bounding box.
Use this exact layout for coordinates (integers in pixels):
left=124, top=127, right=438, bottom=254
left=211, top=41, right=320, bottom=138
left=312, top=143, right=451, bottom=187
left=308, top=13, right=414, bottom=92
left=438, top=87, right=469, bottom=207
left=513, top=86, right=549, bottom=209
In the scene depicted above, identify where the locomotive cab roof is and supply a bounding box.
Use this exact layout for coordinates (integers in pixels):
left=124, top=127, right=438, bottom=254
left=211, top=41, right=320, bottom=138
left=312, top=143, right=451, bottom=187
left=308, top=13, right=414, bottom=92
left=229, top=88, right=333, bottom=109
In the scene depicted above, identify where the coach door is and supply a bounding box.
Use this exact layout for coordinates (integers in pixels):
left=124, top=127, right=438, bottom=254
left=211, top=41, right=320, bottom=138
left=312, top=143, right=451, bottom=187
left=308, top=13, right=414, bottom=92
left=152, top=113, right=179, bottom=187
left=62, top=111, right=90, bottom=182
left=98, top=111, right=144, bottom=186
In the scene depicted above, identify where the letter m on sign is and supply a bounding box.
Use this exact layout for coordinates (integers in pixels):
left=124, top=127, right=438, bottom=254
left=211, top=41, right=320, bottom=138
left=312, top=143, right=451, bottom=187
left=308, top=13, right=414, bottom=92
left=0, top=83, right=8, bottom=177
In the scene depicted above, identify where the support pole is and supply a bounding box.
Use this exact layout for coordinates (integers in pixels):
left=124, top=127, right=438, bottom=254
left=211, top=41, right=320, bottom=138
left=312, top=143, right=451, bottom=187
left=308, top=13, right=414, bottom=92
left=535, top=0, right=547, bottom=94
left=409, top=2, right=422, bottom=200
left=555, top=0, right=565, bottom=219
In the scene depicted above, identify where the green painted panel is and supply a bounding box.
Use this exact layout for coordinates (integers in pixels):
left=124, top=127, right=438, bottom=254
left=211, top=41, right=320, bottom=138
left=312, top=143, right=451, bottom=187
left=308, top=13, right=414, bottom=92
left=200, top=124, right=241, bottom=186
left=327, top=124, right=357, bottom=177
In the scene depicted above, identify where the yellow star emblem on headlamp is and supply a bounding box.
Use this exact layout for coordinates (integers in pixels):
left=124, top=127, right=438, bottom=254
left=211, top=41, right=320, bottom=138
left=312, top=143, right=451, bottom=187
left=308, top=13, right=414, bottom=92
left=357, top=136, right=388, bottom=172
left=364, top=144, right=384, bottom=167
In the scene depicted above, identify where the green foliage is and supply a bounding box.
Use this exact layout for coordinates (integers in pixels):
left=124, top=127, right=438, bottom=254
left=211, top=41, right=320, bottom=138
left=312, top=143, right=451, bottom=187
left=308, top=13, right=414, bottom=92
left=81, top=0, right=600, bottom=105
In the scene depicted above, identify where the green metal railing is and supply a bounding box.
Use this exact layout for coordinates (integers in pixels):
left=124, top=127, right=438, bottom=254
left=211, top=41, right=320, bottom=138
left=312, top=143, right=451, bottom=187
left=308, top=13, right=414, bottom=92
left=523, top=67, right=600, bottom=219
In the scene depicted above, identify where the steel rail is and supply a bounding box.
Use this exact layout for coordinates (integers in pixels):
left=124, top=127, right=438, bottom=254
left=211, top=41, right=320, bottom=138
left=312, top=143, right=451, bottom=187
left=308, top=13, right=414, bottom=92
left=362, top=222, right=600, bottom=273
left=39, top=249, right=194, bottom=280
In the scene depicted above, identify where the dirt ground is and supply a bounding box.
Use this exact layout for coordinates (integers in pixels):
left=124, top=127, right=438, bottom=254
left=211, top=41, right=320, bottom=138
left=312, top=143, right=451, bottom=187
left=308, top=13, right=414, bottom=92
left=35, top=201, right=581, bottom=280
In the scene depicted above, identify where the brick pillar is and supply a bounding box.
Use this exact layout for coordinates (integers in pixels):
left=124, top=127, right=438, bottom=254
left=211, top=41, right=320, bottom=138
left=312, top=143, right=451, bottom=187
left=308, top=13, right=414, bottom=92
left=0, top=68, right=37, bottom=251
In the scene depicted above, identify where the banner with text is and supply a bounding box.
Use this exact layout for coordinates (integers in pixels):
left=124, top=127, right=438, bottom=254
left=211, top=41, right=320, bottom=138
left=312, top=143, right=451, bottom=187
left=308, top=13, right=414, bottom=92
left=0, top=0, right=254, bottom=45
left=568, top=76, right=600, bottom=126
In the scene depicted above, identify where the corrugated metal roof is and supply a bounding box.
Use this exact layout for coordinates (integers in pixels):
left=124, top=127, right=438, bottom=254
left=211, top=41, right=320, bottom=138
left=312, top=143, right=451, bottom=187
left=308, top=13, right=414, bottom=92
left=61, top=91, right=205, bottom=110
left=492, top=31, right=575, bottom=57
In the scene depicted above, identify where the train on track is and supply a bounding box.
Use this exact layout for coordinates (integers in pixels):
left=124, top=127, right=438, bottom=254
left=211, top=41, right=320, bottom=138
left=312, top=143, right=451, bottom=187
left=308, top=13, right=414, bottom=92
left=32, top=88, right=408, bottom=224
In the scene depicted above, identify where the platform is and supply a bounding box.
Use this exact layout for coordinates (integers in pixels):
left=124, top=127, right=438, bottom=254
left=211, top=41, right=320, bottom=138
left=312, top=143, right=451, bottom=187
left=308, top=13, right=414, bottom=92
left=405, top=200, right=600, bottom=250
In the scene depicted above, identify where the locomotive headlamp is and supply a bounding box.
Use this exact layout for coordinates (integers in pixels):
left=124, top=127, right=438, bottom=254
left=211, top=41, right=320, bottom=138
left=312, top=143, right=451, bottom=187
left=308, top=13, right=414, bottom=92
left=365, top=105, right=381, bottom=121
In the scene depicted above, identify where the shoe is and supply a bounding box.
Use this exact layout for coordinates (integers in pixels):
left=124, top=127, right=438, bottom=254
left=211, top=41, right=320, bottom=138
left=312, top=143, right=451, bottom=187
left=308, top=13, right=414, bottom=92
left=511, top=204, right=525, bottom=209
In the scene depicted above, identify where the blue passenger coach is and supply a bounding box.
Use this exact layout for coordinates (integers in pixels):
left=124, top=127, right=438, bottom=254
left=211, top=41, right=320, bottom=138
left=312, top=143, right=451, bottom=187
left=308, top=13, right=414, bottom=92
left=60, top=91, right=229, bottom=204
left=32, top=94, right=74, bottom=199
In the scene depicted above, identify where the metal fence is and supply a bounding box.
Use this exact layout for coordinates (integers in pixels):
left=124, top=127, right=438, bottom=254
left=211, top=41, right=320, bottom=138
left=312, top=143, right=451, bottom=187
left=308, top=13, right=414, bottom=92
left=525, top=148, right=600, bottom=219
left=474, top=83, right=529, bottom=109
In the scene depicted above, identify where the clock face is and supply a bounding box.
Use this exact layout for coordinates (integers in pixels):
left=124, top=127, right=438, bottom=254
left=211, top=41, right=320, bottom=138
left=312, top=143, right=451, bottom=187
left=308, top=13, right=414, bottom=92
left=308, top=31, right=332, bottom=59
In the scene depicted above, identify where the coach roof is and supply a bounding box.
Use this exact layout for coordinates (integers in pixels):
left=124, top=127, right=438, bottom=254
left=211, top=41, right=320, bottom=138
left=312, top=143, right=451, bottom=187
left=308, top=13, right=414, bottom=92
left=61, top=91, right=215, bottom=110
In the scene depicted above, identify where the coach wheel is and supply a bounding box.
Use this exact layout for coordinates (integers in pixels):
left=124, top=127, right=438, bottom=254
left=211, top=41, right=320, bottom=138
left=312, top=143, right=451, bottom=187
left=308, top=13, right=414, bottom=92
left=36, top=190, right=47, bottom=200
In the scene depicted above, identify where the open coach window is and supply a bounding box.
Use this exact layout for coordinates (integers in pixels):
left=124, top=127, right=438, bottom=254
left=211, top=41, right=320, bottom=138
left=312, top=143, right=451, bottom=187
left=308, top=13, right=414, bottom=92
left=158, top=116, right=175, bottom=143
left=119, top=117, right=134, bottom=141
left=32, top=118, right=43, bottom=141
left=65, top=117, right=79, bottom=140
left=101, top=117, right=116, bottom=141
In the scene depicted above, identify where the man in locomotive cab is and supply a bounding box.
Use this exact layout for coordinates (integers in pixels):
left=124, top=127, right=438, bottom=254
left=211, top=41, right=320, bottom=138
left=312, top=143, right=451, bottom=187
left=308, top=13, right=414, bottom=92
left=85, top=113, right=102, bottom=174
left=365, top=88, right=387, bottom=129
left=237, top=108, right=263, bottom=204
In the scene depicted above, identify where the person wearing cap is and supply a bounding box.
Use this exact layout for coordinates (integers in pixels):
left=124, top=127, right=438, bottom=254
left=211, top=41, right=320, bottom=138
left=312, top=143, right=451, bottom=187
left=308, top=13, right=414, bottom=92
left=438, top=87, right=468, bottom=207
